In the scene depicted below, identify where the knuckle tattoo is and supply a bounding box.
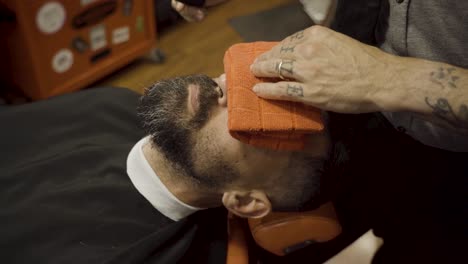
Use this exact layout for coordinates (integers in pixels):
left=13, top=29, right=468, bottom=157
left=289, top=30, right=305, bottom=41
left=280, top=45, right=296, bottom=53
left=281, top=60, right=294, bottom=75
left=286, top=84, right=304, bottom=97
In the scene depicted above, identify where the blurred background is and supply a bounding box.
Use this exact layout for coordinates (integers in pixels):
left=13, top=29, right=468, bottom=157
left=0, top=0, right=319, bottom=104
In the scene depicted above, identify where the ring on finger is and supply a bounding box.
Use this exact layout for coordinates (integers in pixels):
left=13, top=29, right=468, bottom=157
left=277, top=60, right=286, bottom=80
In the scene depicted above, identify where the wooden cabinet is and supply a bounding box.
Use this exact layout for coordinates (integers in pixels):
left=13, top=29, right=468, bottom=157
left=0, top=0, right=156, bottom=100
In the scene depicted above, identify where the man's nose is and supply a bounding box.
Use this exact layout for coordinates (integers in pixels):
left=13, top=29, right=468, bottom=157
left=218, top=73, right=226, bottom=91
left=214, top=74, right=227, bottom=106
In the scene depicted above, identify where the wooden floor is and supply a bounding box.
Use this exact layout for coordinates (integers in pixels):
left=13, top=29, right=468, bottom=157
left=98, top=0, right=294, bottom=94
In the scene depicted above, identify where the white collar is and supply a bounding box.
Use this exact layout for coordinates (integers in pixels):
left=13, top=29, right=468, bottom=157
left=126, top=136, right=204, bottom=221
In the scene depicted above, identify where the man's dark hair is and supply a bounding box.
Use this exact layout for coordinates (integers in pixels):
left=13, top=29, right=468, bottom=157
left=137, top=74, right=230, bottom=187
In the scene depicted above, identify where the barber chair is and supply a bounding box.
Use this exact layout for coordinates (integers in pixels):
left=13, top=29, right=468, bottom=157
left=0, top=0, right=159, bottom=100
left=226, top=202, right=342, bottom=263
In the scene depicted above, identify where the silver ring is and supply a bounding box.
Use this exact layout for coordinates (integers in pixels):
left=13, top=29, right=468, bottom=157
left=277, top=60, right=286, bottom=80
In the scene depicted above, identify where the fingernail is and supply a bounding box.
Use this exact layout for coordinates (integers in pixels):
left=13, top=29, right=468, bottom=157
left=252, top=85, right=259, bottom=93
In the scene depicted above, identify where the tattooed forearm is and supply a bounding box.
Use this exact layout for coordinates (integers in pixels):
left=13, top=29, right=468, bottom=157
left=287, top=84, right=304, bottom=97
left=430, top=67, right=460, bottom=89
left=425, top=97, right=468, bottom=128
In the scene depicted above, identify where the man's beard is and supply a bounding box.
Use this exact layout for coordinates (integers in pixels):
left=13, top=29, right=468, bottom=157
left=138, top=74, right=221, bottom=185
left=271, top=112, right=345, bottom=213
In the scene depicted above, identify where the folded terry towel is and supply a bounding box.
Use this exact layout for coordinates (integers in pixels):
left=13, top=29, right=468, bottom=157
left=224, top=42, right=324, bottom=151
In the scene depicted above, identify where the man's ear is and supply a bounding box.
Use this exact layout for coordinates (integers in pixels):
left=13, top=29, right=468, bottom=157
left=222, top=190, right=271, bottom=218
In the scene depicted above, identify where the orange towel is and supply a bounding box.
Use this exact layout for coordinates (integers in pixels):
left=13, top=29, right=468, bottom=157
left=224, top=42, right=324, bottom=151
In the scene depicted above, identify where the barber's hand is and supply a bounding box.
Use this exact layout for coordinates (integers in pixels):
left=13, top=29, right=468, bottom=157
left=171, top=0, right=228, bottom=22
left=250, top=26, right=399, bottom=113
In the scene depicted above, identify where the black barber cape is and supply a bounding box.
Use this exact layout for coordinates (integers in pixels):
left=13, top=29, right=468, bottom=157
left=0, top=88, right=227, bottom=264
left=253, top=112, right=468, bottom=264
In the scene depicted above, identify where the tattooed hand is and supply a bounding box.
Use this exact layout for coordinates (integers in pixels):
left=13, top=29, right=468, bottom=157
left=250, top=26, right=401, bottom=113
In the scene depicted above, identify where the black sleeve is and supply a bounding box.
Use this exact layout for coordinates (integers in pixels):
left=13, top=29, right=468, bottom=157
left=331, top=0, right=386, bottom=45
left=0, top=87, right=143, bottom=170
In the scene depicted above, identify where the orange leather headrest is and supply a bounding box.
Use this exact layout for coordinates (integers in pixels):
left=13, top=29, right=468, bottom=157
left=226, top=213, right=249, bottom=264
left=248, top=202, right=341, bottom=256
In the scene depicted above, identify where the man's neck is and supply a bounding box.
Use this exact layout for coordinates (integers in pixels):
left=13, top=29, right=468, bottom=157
left=142, top=142, right=221, bottom=208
